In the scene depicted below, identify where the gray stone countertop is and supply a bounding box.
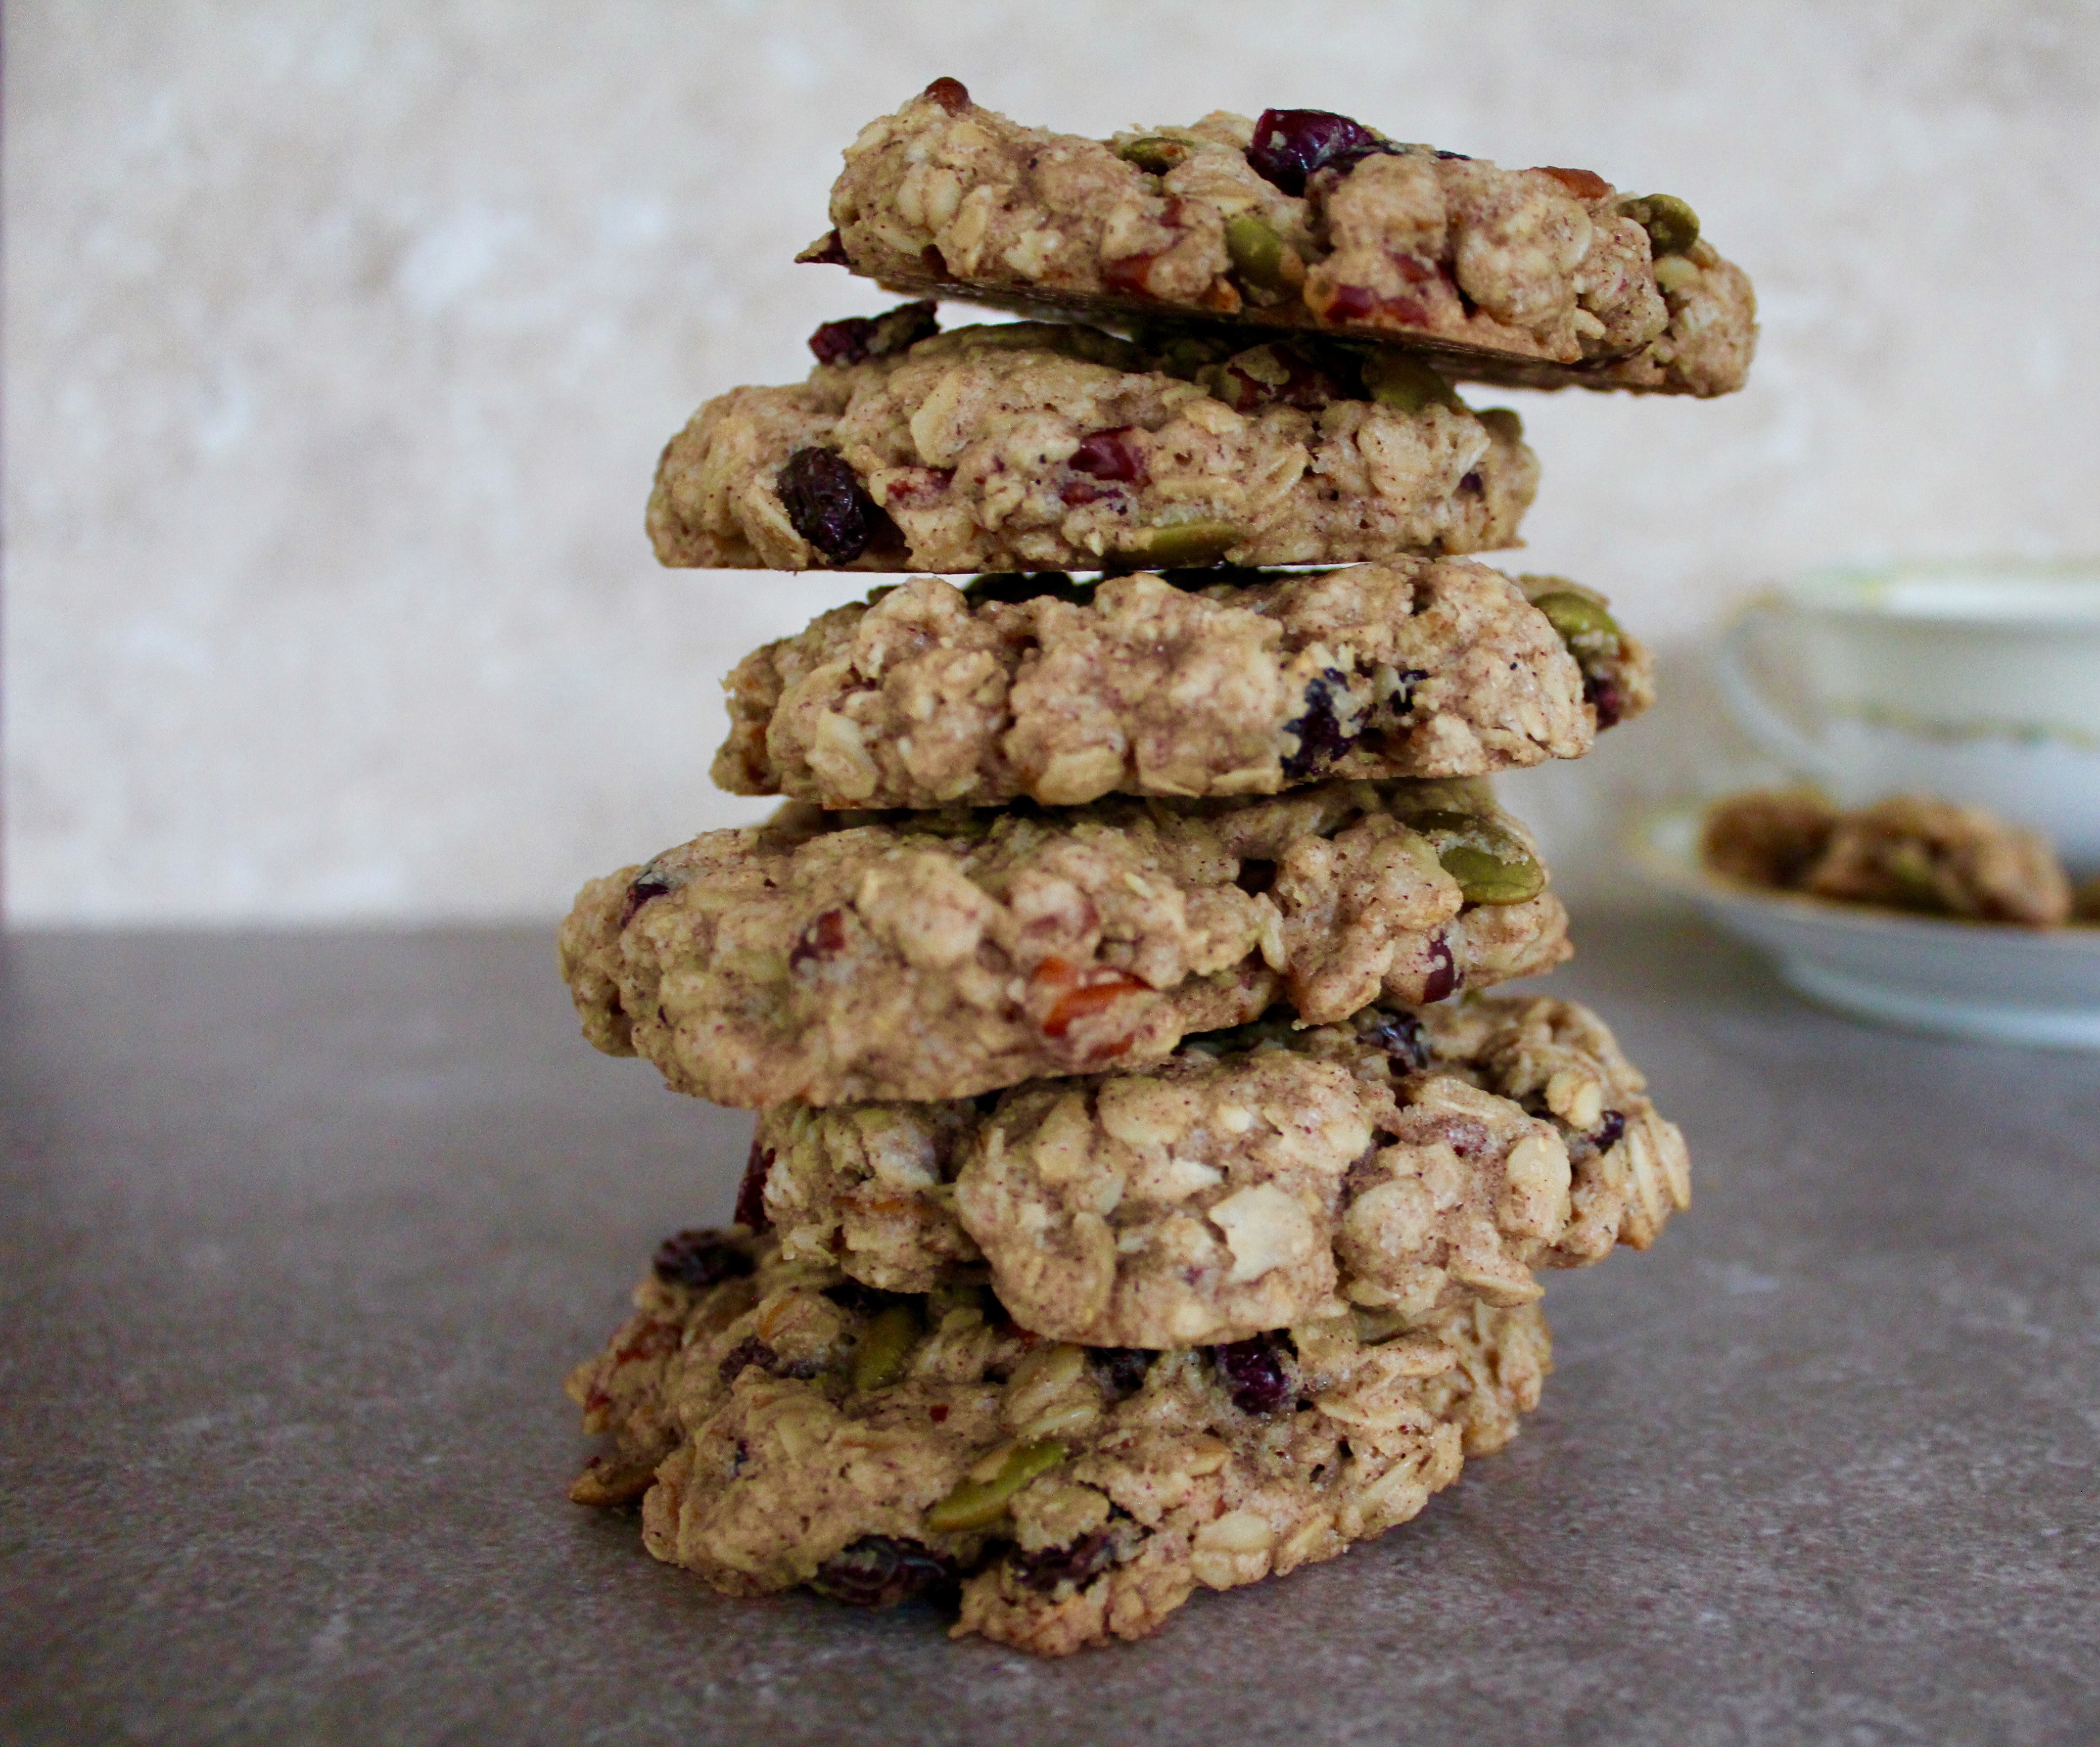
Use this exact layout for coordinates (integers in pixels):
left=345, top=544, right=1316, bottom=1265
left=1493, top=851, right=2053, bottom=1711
left=3, top=913, right=2096, bottom=1745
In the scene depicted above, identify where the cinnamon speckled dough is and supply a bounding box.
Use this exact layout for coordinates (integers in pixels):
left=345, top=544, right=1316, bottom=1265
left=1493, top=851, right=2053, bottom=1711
left=1701, top=790, right=2075, bottom=927
left=756, top=992, right=1689, bottom=1346
left=715, top=563, right=1651, bottom=809
left=566, top=1228, right=1549, bottom=1656
left=814, top=81, right=1756, bottom=396
left=559, top=779, right=1570, bottom=1108
left=647, top=318, right=1537, bottom=573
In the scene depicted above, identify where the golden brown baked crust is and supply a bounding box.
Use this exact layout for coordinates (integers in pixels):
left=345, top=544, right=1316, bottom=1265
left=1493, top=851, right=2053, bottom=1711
left=558, top=779, right=1572, bottom=1107
left=647, top=316, right=1537, bottom=573
left=812, top=82, right=1755, bottom=397
left=566, top=1228, right=1549, bottom=1654
left=713, top=564, right=1652, bottom=809
left=756, top=991, right=1689, bottom=1347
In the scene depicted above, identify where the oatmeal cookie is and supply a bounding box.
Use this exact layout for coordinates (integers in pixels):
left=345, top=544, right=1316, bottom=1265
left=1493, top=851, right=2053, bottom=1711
left=1702, top=790, right=2074, bottom=927
left=809, top=80, right=1755, bottom=397
left=565, top=1227, right=1549, bottom=1655
left=647, top=312, right=1537, bottom=572
left=755, top=992, right=1688, bottom=1345
left=559, top=779, right=1571, bottom=1108
left=714, top=563, right=1652, bottom=810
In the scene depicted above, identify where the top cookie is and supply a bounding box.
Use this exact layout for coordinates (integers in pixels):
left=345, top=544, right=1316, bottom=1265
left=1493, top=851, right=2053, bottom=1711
left=809, top=80, right=1756, bottom=397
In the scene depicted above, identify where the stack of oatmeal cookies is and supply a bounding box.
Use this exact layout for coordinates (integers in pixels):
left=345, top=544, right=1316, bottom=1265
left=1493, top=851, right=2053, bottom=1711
left=558, top=82, right=1750, bottom=1654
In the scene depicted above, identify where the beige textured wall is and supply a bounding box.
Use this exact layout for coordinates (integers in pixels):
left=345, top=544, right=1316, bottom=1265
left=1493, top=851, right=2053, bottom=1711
left=8, top=0, right=2099, bottom=922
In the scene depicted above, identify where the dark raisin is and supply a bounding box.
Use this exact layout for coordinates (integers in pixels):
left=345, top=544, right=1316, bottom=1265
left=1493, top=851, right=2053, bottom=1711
left=797, top=229, right=851, bottom=266
left=1092, top=1348, right=1156, bottom=1398
left=1585, top=673, right=1624, bottom=730
left=719, top=1336, right=820, bottom=1384
left=1009, top=1528, right=1118, bottom=1593
left=807, top=299, right=939, bottom=367
left=1364, top=1009, right=1430, bottom=1072
left=1247, top=108, right=1399, bottom=196
left=1211, top=1330, right=1295, bottom=1414
left=1422, top=932, right=1458, bottom=1003
left=652, top=1228, right=755, bottom=1289
left=1281, top=668, right=1356, bottom=780
left=1590, top=1110, right=1627, bottom=1151
left=619, top=870, right=673, bottom=928
left=734, top=1142, right=774, bottom=1232
left=813, top=1535, right=960, bottom=1607
left=718, top=1335, right=776, bottom=1384
left=809, top=317, right=874, bottom=367
left=789, top=908, right=850, bottom=971
left=1459, top=470, right=1484, bottom=494
left=777, top=447, right=898, bottom=565
left=1068, top=427, right=1147, bottom=484
left=921, top=76, right=970, bottom=115
left=1234, top=859, right=1277, bottom=897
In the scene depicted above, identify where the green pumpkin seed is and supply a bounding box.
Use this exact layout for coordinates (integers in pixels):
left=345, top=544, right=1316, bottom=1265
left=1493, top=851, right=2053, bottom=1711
left=1529, top=588, right=1622, bottom=652
left=1223, top=213, right=1301, bottom=294
left=925, top=1439, right=1069, bottom=1533
left=1111, top=520, right=1243, bottom=569
left=1408, top=809, right=1546, bottom=905
left=1617, top=193, right=1700, bottom=257
left=1118, top=135, right=1190, bottom=175
left=850, top=1302, right=922, bottom=1393
left=1360, top=351, right=1460, bottom=415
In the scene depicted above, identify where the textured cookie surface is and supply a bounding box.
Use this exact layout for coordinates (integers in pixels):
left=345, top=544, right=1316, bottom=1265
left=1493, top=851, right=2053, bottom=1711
left=758, top=992, right=1689, bottom=1346
left=559, top=779, right=1571, bottom=1108
left=566, top=1228, right=1549, bottom=1656
left=1701, top=790, right=2075, bottom=927
left=647, top=314, right=1536, bottom=572
left=811, top=81, right=1755, bottom=397
left=715, top=563, right=1653, bottom=810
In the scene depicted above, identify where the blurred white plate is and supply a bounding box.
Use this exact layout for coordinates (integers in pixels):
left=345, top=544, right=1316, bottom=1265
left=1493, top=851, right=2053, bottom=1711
left=1631, top=804, right=2100, bottom=1049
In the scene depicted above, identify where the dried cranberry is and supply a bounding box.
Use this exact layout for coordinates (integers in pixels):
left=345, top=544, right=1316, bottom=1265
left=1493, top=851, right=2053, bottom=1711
left=921, top=76, right=970, bottom=115
left=1585, top=673, right=1624, bottom=730
left=1068, top=427, right=1147, bottom=484
left=718, top=1335, right=776, bottom=1385
left=1102, top=249, right=1164, bottom=297
left=652, top=1228, right=755, bottom=1289
left=1422, top=932, right=1458, bottom=1003
left=1211, top=1330, right=1295, bottom=1414
left=1281, top=668, right=1356, bottom=781
left=734, top=1142, right=774, bottom=1231
left=1093, top=1348, right=1156, bottom=1398
left=1364, top=1009, right=1430, bottom=1072
left=789, top=908, right=850, bottom=971
left=1589, top=1110, right=1627, bottom=1151
left=1459, top=470, right=1484, bottom=494
left=719, top=1336, right=822, bottom=1385
left=1536, top=165, right=1611, bottom=200
left=1010, top=1528, right=1117, bottom=1592
left=1247, top=108, right=1398, bottom=196
left=777, top=448, right=899, bottom=565
left=807, top=300, right=940, bottom=367
left=1217, top=343, right=1348, bottom=413
left=809, top=320, right=872, bottom=366
left=813, top=1535, right=961, bottom=1607
left=798, top=229, right=851, bottom=266
left=619, top=870, right=673, bottom=928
